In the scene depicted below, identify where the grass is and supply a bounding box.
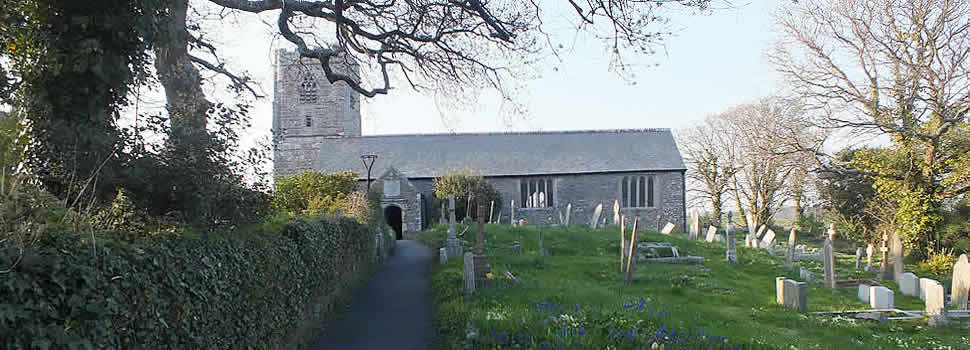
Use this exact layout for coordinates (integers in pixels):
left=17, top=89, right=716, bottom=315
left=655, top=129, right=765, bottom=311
left=423, top=224, right=970, bottom=350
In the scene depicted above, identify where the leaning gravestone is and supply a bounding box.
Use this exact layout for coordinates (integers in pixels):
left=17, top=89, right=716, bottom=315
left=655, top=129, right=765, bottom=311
left=776, top=277, right=786, bottom=305
left=510, top=200, right=516, bottom=228
left=661, top=222, right=675, bottom=235
left=690, top=209, right=700, bottom=240
left=463, top=252, right=475, bottom=295
left=785, top=229, right=797, bottom=268
left=892, top=232, right=904, bottom=282
left=589, top=203, right=603, bottom=229
left=564, top=203, right=572, bottom=226
left=752, top=237, right=760, bottom=250
left=760, top=229, right=776, bottom=249
left=952, top=254, right=969, bottom=310
left=744, top=234, right=752, bottom=248
left=756, top=224, right=767, bottom=239
left=705, top=225, right=717, bottom=243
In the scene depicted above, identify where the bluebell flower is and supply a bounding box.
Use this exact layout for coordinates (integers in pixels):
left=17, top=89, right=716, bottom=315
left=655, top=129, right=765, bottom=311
left=579, top=327, right=585, bottom=336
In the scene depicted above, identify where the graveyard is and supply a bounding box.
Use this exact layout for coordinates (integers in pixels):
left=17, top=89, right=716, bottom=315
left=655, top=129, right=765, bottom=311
left=423, top=221, right=969, bottom=349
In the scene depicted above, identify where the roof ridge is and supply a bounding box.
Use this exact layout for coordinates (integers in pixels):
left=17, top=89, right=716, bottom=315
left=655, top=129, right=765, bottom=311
left=353, top=128, right=671, bottom=139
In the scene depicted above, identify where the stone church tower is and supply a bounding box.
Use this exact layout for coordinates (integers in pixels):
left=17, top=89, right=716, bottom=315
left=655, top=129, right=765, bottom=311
left=271, top=50, right=361, bottom=177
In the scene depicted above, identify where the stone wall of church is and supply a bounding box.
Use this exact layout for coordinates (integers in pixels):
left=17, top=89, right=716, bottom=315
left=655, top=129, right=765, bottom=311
left=485, top=171, right=686, bottom=232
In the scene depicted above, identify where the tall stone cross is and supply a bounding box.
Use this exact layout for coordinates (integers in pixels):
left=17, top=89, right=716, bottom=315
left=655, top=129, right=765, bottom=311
left=879, top=233, right=891, bottom=281
left=446, top=195, right=462, bottom=258
left=726, top=213, right=737, bottom=264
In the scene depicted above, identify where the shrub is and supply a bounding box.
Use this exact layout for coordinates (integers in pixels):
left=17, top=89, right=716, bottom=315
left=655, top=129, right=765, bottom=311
left=273, top=170, right=359, bottom=216
left=918, top=246, right=957, bottom=277
left=0, top=215, right=377, bottom=349
left=433, top=170, right=501, bottom=220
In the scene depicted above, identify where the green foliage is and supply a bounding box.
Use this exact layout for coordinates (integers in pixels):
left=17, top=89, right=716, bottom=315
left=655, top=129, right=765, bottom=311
left=0, top=215, right=377, bottom=349
left=272, top=170, right=359, bottom=216
left=939, top=197, right=970, bottom=256
left=817, top=148, right=878, bottom=243
left=433, top=170, right=502, bottom=219
left=917, top=247, right=957, bottom=278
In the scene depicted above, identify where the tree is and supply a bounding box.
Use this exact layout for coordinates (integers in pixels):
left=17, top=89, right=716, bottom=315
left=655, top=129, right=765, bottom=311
left=771, top=0, right=970, bottom=255
left=272, top=170, right=359, bottom=216
left=816, top=148, right=878, bottom=243
left=677, top=115, right=739, bottom=227
left=433, top=170, right=501, bottom=221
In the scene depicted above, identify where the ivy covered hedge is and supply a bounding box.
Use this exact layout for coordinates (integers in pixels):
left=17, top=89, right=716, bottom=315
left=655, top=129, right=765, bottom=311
left=0, top=216, right=385, bottom=349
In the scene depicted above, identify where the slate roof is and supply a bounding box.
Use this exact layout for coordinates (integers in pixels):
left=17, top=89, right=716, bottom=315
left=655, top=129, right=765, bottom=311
left=312, top=128, right=686, bottom=179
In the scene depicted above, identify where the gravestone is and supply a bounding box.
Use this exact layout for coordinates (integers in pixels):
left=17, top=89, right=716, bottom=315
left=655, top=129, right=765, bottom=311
left=690, top=209, right=700, bottom=240
left=613, top=200, right=620, bottom=227
left=892, top=232, right=904, bottom=282
left=858, top=284, right=870, bottom=303
left=760, top=229, right=776, bottom=249
left=920, top=277, right=934, bottom=301
left=776, top=277, right=786, bottom=305
left=661, top=222, right=675, bottom=235
left=511, top=241, right=521, bottom=255
left=440, top=202, right=446, bottom=225
left=558, top=210, right=564, bottom=225
left=625, top=217, right=640, bottom=283
left=510, top=200, right=516, bottom=227
left=752, top=237, right=760, bottom=250
left=800, top=267, right=815, bottom=283
left=823, top=235, right=836, bottom=289
left=744, top=234, right=752, bottom=248
left=705, top=225, right=717, bottom=242
left=786, top=229, right=797, bottom=268
left=855, top=247, right=863, bottom=269
left=923, top=279, right=947, bottom=325
left=473, top=205, right=491, bottom=280
left=489, top=201, right=495, bottom=223
left=564, top=203, right=572, bottom=226
left=463, top=252, right=475, bottom=295
left=870, top=286, right=894, bottom=309
left=715, top=234, right=725, bottom=243
left=952, top=254, right=969, bottom=310
left=589, top=203, right=603, bottom=229
left=786, top=279, right=808, bottom=312
left=725, top=213, right=737, bottom=264
left=620, top=216, right=627, bottom=273
left=899, top=272, right=920, bottom=297
left=866, top=244, right=874, bottom=271
left=439, top=247, right=448, bottom=264
left=446, top=195, right=463, bottom=259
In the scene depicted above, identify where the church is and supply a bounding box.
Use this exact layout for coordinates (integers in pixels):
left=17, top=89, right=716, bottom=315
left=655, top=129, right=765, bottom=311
left=271, top=50, right=687, bottom=239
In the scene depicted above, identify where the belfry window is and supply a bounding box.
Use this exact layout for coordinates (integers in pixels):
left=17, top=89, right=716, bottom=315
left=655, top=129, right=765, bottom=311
left=305, top=115, right=312, bottom=127
left=520, top=177, right=554, bottom=208
left=621, top=175, right=655, bottom=208
left=299, top=75, right=318, bottom=104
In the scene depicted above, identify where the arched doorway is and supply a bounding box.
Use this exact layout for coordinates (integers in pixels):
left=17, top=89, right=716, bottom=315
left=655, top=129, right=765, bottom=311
left=384, top=205, right=403, bottom=240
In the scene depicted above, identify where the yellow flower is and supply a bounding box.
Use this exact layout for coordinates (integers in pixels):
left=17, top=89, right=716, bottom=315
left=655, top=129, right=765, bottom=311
left=486, top=272, right=494, bottom=279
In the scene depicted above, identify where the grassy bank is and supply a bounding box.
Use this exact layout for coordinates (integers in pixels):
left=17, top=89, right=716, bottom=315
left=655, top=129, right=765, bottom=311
left=424, top=224, right=968, bottom=349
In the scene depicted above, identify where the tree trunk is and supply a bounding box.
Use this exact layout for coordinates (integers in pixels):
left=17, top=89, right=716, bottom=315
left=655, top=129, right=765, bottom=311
left=712, top=193, right=723, bottom=228
left=154, top=0, right=212, bottom=150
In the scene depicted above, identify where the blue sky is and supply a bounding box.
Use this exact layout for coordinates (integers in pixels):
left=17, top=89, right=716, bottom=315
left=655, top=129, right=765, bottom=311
left=195, top=0, right=786, bottom=143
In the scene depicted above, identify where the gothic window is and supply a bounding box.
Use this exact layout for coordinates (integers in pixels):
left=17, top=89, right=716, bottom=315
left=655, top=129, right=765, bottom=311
left=299, top=74, right=318, bottom=104
left=305, top=115, right=312, bottom=127
left=621, top=175, right=655, bottom=208
left=520, top=177, right=554, bottom=208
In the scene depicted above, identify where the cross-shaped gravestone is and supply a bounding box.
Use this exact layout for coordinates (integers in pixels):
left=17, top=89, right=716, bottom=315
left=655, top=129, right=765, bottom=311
left=879, top=234, right=892, bottom=281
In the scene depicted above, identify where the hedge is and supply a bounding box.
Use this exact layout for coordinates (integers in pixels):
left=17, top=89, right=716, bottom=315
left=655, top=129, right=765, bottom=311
left=0, top=216, right=386, bottom=349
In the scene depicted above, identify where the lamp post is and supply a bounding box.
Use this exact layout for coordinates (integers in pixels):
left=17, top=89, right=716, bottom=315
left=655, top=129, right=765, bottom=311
left=361, top=154, right=378, bottom=191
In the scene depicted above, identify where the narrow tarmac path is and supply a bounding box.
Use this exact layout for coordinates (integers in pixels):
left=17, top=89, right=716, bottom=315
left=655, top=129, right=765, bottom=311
left=310, top=240, right=435, bottom=350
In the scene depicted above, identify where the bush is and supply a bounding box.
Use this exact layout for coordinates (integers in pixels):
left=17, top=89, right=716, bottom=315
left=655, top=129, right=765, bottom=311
left=273, top=170, right=359, bottom=216
left=433, top=170, right=502, bottom=220
left=0, top=216, right=377, bottom=349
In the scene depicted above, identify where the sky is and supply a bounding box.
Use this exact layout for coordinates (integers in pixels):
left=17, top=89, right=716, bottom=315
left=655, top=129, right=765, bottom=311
left=179, top=0, right=787, bottom=144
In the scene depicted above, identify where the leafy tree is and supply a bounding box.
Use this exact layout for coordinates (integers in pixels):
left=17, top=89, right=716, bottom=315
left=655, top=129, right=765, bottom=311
left=772, top=0, right=970, bottom=256
left=272, top=170, right=359, bottom=216
left=816, top=148, right=878, bottom=243
left=433, top=171, right=501, bottom=221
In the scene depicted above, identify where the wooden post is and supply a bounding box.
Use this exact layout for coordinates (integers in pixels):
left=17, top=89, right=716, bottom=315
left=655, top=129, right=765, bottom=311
left=625, top=217, right=639, bottom=283
left=620, top=215, right=626, bottom=273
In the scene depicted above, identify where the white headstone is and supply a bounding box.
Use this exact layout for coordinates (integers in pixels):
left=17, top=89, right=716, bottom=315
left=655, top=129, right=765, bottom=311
left=776, top=277, right=786, bottom=305
left=866, top=244, right=874, bottom=270
left=899, top=272, right=920, bottom=297
left=858, top=284, right=871, bottom=304
left=564, top=203, right=572, bottom=226
left=705, top=225, right=717, bottom=242
left=951, top=254, right=969, bottom=310
left=760, top=229, right=776, bottom=248
left=613, top=200, right=621, bottom=226
left=923, top=279, right=947, bottom=318
left=755, top=224, right=767, bottom=238
left=855, top=247, right=863, bottom=269
left=752, top=237, right=760, bottom=250
left=920, top=277, right=934, bottom=301
left=823, top=238, right=836, bottom=289
left=589, top=203, right=603, bottom=229
left=870, top=286, right=894, bottom=309
left=510, top=200, right=516, bottom=227
left=744, top=234, right=752, bottom=248
left=661, top=222, right=675, bottom=235
left=439, top=247, right=448, bottom=264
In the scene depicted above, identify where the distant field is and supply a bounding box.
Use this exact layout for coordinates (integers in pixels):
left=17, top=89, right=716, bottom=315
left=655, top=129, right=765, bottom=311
left=423, top=224, right=969, bottom=349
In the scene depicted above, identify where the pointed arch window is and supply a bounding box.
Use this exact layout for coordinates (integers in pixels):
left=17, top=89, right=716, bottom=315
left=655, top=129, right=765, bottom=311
left=299, top=74, right=318, bottom=104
